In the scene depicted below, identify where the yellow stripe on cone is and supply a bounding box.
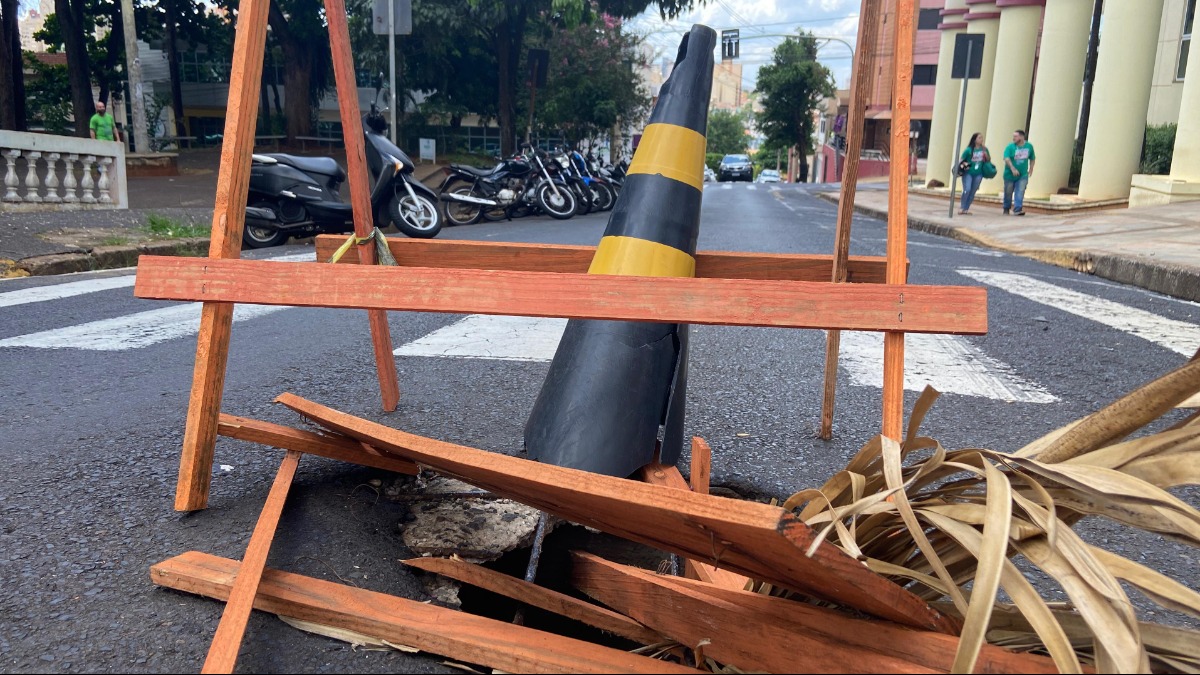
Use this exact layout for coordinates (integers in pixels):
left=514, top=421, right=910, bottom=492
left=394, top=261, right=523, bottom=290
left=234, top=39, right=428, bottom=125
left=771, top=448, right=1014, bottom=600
left=626, top=123, right=708, bottom=191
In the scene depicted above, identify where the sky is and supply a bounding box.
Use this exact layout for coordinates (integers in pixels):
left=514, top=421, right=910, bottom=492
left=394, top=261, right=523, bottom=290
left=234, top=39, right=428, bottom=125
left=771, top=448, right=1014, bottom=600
left=626, top=0, right=862, bottom=94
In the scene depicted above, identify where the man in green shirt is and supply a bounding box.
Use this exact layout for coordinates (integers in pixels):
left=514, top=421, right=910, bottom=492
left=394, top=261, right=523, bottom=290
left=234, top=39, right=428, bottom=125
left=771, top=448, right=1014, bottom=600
left=89, top=101, right=121, bottom=143
left=1002, top=129, right=1035, bottom=216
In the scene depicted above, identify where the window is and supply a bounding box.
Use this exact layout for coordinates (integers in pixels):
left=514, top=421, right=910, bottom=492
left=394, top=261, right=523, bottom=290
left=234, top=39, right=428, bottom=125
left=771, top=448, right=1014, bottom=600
left=918, top=8, right=942, bottom=31
left=1180, top=0, right=1196, bottom=80
left=912, top=64, right=938, bottom=86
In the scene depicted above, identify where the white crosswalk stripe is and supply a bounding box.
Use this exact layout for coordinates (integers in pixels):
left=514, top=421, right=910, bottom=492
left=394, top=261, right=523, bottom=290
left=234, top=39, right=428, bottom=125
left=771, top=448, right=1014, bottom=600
left=395, top=315, right=566, bottom=361
left=958, top=269, right=1200, bottom=357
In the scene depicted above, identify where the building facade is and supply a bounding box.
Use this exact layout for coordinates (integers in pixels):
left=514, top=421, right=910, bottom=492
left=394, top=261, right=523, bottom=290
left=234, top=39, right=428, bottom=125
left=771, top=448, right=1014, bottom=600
left=924, top=0, right=1200, bottom=205
left=864, top=0, right=946, bottom=155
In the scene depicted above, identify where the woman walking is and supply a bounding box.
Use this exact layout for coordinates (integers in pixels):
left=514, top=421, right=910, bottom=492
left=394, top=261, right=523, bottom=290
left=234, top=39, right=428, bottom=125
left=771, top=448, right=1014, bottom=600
left=958, top=132, right=991, bottom=215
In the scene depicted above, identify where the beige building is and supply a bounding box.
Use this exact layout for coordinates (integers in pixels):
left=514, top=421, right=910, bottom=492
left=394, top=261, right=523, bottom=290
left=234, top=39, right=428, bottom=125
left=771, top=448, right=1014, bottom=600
left=924, top=0, right=1199, bottom=206
left=637, top=53, right=747, bottom=111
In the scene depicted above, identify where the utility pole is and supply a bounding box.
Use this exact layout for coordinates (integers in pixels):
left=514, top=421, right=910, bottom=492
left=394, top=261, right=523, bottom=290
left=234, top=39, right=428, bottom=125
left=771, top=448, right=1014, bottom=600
left=119, top=0, right=150, bottom=153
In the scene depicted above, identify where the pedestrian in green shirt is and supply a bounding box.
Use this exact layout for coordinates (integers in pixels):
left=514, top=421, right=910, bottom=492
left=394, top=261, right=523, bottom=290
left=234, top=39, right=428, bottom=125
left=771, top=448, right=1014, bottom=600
left=1002, top=129, right=1035, bottom=216
left=957, top=132, right=991, bottom=215
left=89, top=101, right=121, bottom=143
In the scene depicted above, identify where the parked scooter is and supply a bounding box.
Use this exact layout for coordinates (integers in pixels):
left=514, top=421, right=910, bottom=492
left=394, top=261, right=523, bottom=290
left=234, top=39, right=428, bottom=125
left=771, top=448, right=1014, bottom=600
left=242, top=89, right=441, bottom=248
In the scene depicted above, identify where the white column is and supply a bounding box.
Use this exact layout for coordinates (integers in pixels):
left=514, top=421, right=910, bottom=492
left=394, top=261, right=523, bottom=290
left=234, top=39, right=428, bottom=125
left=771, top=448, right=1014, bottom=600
left=980, top=0, right=1044, bottom=194
left=925, top=0, right=970, bottom=186
left=1078, top=0, right=1167, bottom=200
left=1025, top=0, right=1093, bottom=198
left=1171, top=21, right=1200, bottom=182
left=958, top=1, right=1002, bottom=155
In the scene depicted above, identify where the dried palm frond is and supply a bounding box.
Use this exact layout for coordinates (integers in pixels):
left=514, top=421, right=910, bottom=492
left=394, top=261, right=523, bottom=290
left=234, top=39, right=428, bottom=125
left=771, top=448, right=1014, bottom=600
left=787, top=358, right=1200, bottom=674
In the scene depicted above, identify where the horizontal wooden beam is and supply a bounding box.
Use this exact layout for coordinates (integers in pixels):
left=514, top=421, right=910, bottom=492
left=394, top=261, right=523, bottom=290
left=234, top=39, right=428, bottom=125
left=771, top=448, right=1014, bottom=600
left=274, top=393, right=957, bottom=634
left=402, top=556, right=663, bottom=646
left=152, top=552, right=694, bottom=674
left=314, top=236, right=898, bottom=284
left=627, top=559, right=1062, bottom=674
left=134, top=257, right=986, bottom=335
left=570, top=552, right=937, bottom=674
left=217, top=414, right=419, bottom=475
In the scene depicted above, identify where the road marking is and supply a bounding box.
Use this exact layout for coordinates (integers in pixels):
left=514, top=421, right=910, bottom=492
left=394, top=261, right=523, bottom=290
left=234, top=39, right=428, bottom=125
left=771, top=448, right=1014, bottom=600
left=838, top=331, right=1059, bottom=403
left=0, top=303, right=288, bottom=350
left=0, top=251, right=315, bottom=309
left=395, top=314, right=566, bottom=362
left=746, top=184, right=757, bottom=191
left=721, top=183, right=732, bottom=190
left=958, top=269, right=1200, bottom=357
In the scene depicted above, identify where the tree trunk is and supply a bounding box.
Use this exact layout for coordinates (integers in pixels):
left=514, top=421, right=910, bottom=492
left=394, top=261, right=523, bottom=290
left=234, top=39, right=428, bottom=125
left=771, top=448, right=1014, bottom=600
left=269, top=2, right=314, bottom=143
left=55, top=0, right=95, bottom=136
left=96, top=2, right=125, bottom=107
left=0, top=0, right=26, bottom=130
left=495, top=6, right=526, bottom=157
left=164, top=0, right=186, bottom=135
left=1076, top=0, right=1104, bottom=156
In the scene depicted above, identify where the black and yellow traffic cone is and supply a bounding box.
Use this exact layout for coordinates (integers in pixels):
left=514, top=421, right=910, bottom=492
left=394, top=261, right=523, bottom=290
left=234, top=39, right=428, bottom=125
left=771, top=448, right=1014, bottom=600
left=524, top=25, right=716, bottom=478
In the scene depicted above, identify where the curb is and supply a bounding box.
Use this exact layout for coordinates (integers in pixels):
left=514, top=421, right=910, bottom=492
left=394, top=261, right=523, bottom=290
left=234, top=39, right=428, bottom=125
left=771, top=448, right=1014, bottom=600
left=816, top=192, right=1200, bottom=303
left=13, top=238, right=210, bottom=277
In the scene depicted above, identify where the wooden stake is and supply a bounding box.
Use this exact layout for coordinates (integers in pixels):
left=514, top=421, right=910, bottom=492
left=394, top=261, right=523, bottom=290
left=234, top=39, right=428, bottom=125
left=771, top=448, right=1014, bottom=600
left=216, top=414, right=418, bottom=475
left=820, top=0, right=884, bottom=440
left=688, top=437, right=711, bottom=495
left=154, top=551, right=695, bottom=674
left=324, top=0, right=400, bottom=413
left=173, top=0, right=271, bottom=512
left=883, top=0, right=917, bottom=441
left=401, top=556, right=663, bottom=645
left=202, top=450, right=301, bottom=673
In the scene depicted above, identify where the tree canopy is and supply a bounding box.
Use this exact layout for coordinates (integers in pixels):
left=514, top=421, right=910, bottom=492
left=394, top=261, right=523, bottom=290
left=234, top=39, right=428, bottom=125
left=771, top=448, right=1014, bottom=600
left=755, top=32, right=834, bottom=180
left=705, top=108, right=747, bottom=155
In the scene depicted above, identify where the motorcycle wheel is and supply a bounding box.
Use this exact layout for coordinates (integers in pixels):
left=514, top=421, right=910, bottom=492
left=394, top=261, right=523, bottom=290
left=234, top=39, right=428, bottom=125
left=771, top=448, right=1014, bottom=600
left=388, top=192, right=442, bottom=239
left=441, top=180, right=483, bottom=226
left=536, top=182, right=576, bottom=220
left=593, top=183, right=615, bottom=211
left=242, top=200, right=289, bottom=249
left=572, top=185, right=592, bottom=216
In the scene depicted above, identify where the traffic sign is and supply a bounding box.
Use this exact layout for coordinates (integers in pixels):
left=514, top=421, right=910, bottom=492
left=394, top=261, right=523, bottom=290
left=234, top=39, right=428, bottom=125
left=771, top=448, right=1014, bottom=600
left=373, top=0, right=412, bottom=35
left=721, top=29, right=740, bottom=61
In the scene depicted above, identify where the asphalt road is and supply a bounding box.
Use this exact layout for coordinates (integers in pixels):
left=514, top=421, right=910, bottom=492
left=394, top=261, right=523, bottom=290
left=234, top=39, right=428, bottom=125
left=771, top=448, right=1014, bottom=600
left=1, top=182, right=1197, bottom=672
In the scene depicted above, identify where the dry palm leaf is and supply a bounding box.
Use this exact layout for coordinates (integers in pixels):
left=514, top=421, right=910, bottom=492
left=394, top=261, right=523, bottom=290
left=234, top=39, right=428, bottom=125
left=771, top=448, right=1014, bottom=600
left=787, top=358, right=1200, bottom=674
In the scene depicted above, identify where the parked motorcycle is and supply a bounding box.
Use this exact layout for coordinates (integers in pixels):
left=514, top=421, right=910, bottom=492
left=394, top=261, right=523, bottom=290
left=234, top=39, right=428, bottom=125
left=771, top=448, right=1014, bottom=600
left=242, top=94, right=441, bottom=248
left=438, top=143, right=577, bottom=225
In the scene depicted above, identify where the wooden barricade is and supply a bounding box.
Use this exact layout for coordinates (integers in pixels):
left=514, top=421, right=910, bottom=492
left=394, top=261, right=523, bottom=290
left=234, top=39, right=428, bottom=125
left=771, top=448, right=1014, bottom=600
left=132, top=0, right=990, bottom=669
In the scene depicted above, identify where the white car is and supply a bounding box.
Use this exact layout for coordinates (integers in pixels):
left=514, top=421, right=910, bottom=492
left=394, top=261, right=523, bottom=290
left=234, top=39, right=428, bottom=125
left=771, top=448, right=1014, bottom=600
left=704, top=166, right=716, bottom=182
left=756, top=169, right=781, bottom=183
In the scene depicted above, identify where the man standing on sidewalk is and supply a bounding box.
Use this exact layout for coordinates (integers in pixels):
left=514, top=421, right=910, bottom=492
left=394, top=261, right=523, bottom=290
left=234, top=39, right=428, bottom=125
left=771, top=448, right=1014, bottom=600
left=89, top=101, right=121, bottom=143
left=1003, top=130, right=1035, bottom=216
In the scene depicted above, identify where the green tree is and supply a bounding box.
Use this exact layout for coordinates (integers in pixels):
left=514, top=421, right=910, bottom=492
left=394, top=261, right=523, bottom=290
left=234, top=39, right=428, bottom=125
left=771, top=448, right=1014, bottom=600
left=537, top=13, right=648, bottom=143
left=705, top=108, right=746, bottom=155
left=755, top=32, right=833, bottom=182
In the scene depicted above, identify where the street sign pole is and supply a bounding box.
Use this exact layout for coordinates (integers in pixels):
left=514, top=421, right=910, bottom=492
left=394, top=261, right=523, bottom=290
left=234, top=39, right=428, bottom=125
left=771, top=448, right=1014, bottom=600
left=949, top=43, right=971, bottom=218
left=389, top=0, right=397, bottom=144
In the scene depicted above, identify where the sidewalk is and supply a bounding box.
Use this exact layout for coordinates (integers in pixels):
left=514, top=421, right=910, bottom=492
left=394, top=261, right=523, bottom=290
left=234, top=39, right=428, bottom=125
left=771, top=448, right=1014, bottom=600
left=821, top=188, right=1200, bottom=303
left=0, top=147, right=449, bottom=277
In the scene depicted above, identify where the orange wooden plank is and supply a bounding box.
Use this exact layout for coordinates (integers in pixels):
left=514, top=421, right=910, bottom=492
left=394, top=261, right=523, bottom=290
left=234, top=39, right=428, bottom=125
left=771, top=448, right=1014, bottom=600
left=688, top=437, right=711, bottom=496
left=570, top=552, right=938, bottom=674
left=883, top=0, right=917, bottom=440
left=324, top=0, right=400, bottom=414
left=822, top=0, right=884, bottom=441
left=273, top=393, right=956, bottom=633
left=573, top=553, right=1062, bottom=675
left=173, top=0, right=272, bottom=512
left=216, top=414, right=418, bottom=475
left=202, top=450, right=301, bottom=673
left=313, top=235, right=896, bottom=284
left=134, top=257, right=988, bottom=335
left=637, top=463, right=752, bottom=591
left=401, top=557, right=663, bottom=645
left=152, top=551, right=695, bottom=674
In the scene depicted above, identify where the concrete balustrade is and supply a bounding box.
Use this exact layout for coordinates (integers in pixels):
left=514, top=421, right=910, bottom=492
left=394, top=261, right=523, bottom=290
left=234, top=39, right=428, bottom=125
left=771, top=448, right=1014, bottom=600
left=0, top=131, right=128, bottom=210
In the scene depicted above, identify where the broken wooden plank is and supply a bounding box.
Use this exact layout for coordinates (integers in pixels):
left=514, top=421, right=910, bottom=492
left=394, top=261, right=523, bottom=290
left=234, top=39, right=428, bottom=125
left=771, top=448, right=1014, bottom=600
left=202, top=450, right=301, bottom=673
left=401, top=556, right=663, bottom=646
left=637, top=463, right=752, bottom=592
left=274, top=393, right=957, bottom=633
left=134, top=257, right=988, bottom=335
left=152, top=551, right=694, bottom=674
left=640, top=561, right=1062, bottom=674
left=314, top=236, right=897, bottom=284
left=216, top=414, right=418, bottom=475
left=570, top=551, right=938, bottom=673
